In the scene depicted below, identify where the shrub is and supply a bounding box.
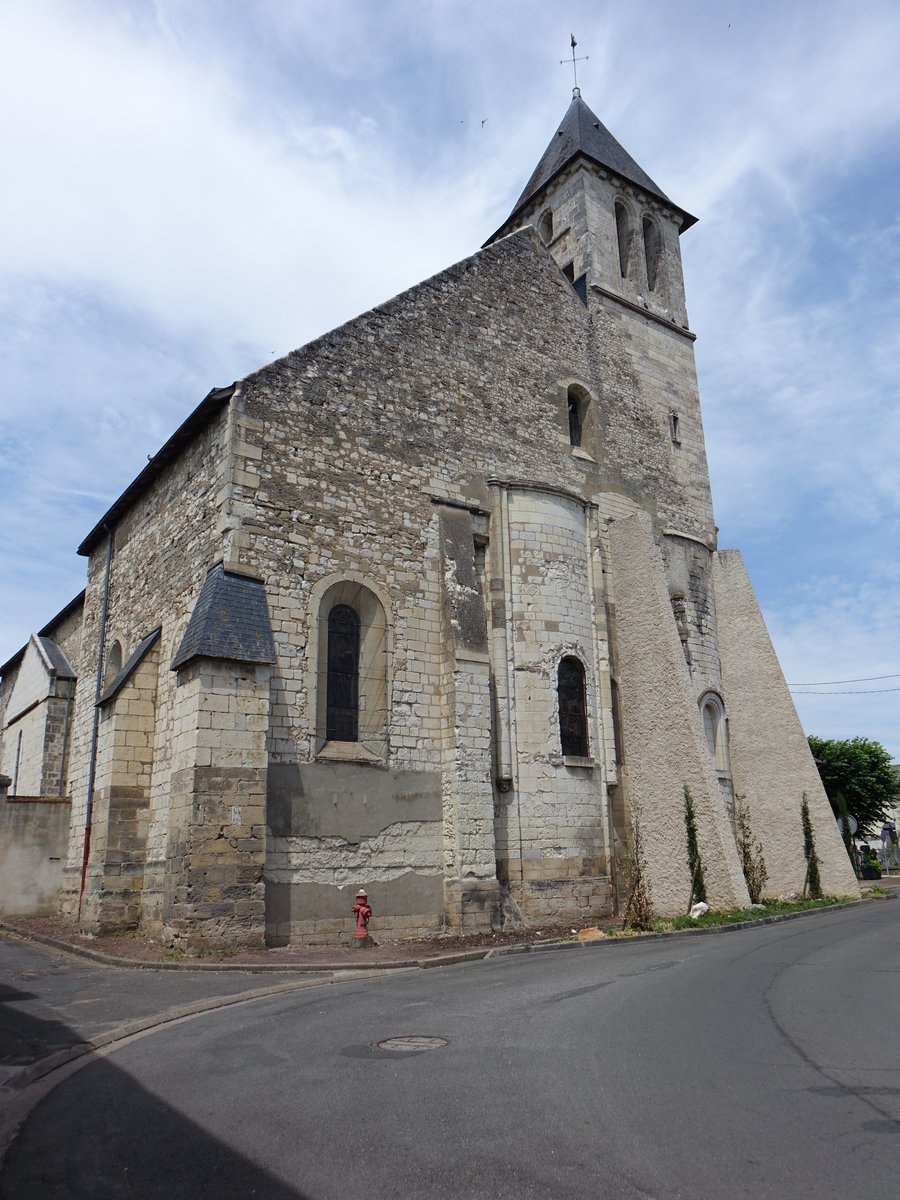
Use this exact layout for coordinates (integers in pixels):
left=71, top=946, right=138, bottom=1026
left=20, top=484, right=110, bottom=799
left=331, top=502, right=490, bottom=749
left=683, top=785, right=706, bottom=907
left=624, top=810, right=654, bottom=931
left=734, top=796, right=768, bottom=903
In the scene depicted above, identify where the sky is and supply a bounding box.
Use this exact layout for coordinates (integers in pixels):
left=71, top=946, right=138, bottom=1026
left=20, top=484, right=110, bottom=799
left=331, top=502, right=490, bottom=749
left=1, top=0, right=899, bottom=761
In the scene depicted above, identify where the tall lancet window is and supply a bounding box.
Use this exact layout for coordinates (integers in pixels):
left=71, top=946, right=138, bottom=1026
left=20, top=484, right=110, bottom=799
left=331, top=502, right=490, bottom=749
left=568, top=390, right=582, bottom=446
left=326, top=604, right=360, bottom=741
left=558, top=656, right=589, bottom=758
left=615, top=200, right=630, bottom=278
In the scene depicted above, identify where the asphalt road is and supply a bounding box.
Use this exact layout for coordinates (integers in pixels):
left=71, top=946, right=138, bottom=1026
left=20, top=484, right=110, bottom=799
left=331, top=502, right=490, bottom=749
left=2, top=901, right=898, bottom=1199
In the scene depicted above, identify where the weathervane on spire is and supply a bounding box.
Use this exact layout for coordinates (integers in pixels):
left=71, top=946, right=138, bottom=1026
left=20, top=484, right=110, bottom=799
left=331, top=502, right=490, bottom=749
left=561, top=33, right=588, bottom=93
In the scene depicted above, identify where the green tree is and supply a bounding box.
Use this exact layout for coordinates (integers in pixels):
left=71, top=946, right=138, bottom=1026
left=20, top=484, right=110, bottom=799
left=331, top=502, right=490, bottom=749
left=807, top=735, right=898, bottom=835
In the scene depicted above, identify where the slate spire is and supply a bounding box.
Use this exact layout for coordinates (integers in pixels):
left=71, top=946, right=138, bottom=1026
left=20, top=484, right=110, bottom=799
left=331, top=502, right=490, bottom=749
left=488, top=88, right=696, bottom=243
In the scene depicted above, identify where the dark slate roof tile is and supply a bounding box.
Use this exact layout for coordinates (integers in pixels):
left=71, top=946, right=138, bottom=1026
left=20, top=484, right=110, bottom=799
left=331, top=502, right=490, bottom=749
left=99, top=627, right=162, bottom=706
left=39, top=638, right=77, bottom=681
left=486, top=90, right=696, bottom=243
left=171, top=564, right=275, bottom=671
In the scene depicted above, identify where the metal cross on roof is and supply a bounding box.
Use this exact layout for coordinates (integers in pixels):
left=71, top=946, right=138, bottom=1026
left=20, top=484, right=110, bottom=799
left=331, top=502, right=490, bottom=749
left=561, top=33, right=588, bottom=91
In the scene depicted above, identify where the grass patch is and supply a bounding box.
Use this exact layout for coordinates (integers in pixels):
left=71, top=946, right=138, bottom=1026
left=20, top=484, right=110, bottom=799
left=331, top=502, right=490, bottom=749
left=656, top=896, right=848, bottom=932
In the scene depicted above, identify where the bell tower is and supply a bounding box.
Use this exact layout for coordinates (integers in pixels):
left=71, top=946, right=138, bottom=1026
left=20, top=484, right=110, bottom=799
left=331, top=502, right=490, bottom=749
left=484, top=88, right=696, bottom=331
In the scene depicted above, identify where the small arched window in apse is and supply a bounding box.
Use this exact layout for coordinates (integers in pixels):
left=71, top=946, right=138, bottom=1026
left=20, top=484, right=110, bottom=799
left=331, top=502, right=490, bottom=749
left=615, top=201, right=630, bottom=278
left=701, top=696, right=728, bottom=772
left=558, top=656, right=589, bottom=758
left=642, top=215, right=661, bottom=292
left=326, top=605, right=360, bottom=741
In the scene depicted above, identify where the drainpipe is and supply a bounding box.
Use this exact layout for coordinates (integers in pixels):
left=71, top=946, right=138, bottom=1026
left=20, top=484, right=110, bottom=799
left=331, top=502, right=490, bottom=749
left=12, top=730, right=22, bottom=796
left=57, top=678, right=75, bottom=797
left=78, top=525, right=113, bottom=920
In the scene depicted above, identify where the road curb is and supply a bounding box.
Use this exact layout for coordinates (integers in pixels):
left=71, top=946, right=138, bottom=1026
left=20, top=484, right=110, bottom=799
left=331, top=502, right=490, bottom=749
left=485, top=893, right=894, bottom=958
left=0, top=921, right=490, bottom=974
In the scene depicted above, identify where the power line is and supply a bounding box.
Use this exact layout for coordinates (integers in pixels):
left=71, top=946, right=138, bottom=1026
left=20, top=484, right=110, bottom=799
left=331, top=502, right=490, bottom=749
left=788, top=672, right=900, bottom=686
left=790, top=686, right=900, bottom=695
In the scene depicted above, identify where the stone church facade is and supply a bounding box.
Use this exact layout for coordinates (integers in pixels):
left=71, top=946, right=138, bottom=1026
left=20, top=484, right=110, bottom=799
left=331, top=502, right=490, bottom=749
left=0, top=91, right=858, bottom=947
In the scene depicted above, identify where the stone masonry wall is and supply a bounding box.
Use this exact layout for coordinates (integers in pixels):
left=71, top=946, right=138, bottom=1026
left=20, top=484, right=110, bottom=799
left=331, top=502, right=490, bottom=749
left=79, top=643, right=159, bottom=933
left=60, top=405, right=231, bottom=923
left=493, top=486, right=612, bottom=924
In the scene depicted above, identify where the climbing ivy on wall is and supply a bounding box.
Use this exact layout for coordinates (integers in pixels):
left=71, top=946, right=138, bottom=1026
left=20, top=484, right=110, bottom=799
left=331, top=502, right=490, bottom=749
left=683, top=785, right=706, bottom=907
left=801, top=793, right=822, bottom=899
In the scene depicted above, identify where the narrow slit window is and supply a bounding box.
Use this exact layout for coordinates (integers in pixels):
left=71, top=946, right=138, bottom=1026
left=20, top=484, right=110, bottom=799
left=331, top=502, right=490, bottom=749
left=615, top=201, right=630, bottom=278
left=558, top=656, right=589, bottom=758
left=326, top=605, right=360, bottom=741
left=562, top=262, right=575, bottom=282
left=670, top=411, right=680, bottom=444
left=568, top=391, right=582, bottom=447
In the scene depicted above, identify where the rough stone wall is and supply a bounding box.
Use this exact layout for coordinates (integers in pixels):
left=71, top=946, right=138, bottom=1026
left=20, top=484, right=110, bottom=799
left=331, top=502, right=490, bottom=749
left=79, top=644, right=159, bottom=933
left=436, top=505, right=500, bottom=932
left=195, top=227, right=719, bottom=938
left=0, top=794, right=70, bottom=916
left=514, top=162, right=690, bottom=330
left=163, top=658, right=270, bottom=949
left=713, top=550, right=859, bottom=898
left=60, top=405, right=231, bottom=920
left=608, top=513, right=749, bottom=915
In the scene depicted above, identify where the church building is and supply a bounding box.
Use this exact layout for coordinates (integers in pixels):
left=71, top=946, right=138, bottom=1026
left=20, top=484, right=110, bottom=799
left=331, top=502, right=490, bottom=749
left=0, top=90, right=858, bottom=948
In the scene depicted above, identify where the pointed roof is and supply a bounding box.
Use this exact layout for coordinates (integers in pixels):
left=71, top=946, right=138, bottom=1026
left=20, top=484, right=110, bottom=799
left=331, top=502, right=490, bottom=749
left=487, top=89, right=696, bottom=243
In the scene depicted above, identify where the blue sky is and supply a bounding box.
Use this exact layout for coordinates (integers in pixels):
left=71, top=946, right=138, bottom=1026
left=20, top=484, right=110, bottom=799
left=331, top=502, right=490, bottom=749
left=1, top=0, right=899, bottom=760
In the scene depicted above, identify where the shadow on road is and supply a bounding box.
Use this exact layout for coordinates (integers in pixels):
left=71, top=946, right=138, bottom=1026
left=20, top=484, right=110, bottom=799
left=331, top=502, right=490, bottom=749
left=1, top=999, right=312, bottom=1200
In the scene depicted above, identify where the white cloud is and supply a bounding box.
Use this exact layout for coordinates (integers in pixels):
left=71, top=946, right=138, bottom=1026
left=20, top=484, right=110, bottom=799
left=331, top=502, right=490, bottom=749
left=1, top=0, right=899, bottom=759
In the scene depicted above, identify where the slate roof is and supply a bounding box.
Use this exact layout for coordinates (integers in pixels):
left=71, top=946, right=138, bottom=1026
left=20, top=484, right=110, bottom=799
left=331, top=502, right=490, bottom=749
left=171, top=564, right=276, bottom=671
left=486, top=89, right=696, bottom=244
left=99, top=627, right=162, bottom=707
left=38, top=638, right=76, bottom=681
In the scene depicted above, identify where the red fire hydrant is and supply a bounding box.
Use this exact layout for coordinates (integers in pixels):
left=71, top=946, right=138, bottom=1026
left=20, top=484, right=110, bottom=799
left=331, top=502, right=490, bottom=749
left=352, top=889, right=373, bottom=947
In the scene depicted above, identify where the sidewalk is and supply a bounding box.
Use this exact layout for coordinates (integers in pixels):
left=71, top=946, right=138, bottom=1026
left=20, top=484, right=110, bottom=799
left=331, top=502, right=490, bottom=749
left=3, top=883, right=895, bottom=973
left=0, top=915, right=557, bottom=973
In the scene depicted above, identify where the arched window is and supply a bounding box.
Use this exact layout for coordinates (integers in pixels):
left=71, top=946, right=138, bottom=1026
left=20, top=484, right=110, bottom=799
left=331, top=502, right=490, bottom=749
left=558, top=656, right=589, bottom=758
left=566, top=384, right=590, bottom=448
left=313, top=578, right=390, bottom=758
left=700, top=694, right=728, bottom=772
left=537, top=209, right=553, bottom=244
left=615, top=200, right=630, bottom=278
left=568, top=390, right=582, bottom=446
left=326, top=605, right=360, bottom=741
left=642, top=215, right=661, bottom=292
left=105, top=639, right=123, bottom=686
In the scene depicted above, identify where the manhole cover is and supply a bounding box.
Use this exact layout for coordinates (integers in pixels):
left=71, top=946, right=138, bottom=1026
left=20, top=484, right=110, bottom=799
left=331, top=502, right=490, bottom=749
left=377, top=1036, right=448, bottom=1053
